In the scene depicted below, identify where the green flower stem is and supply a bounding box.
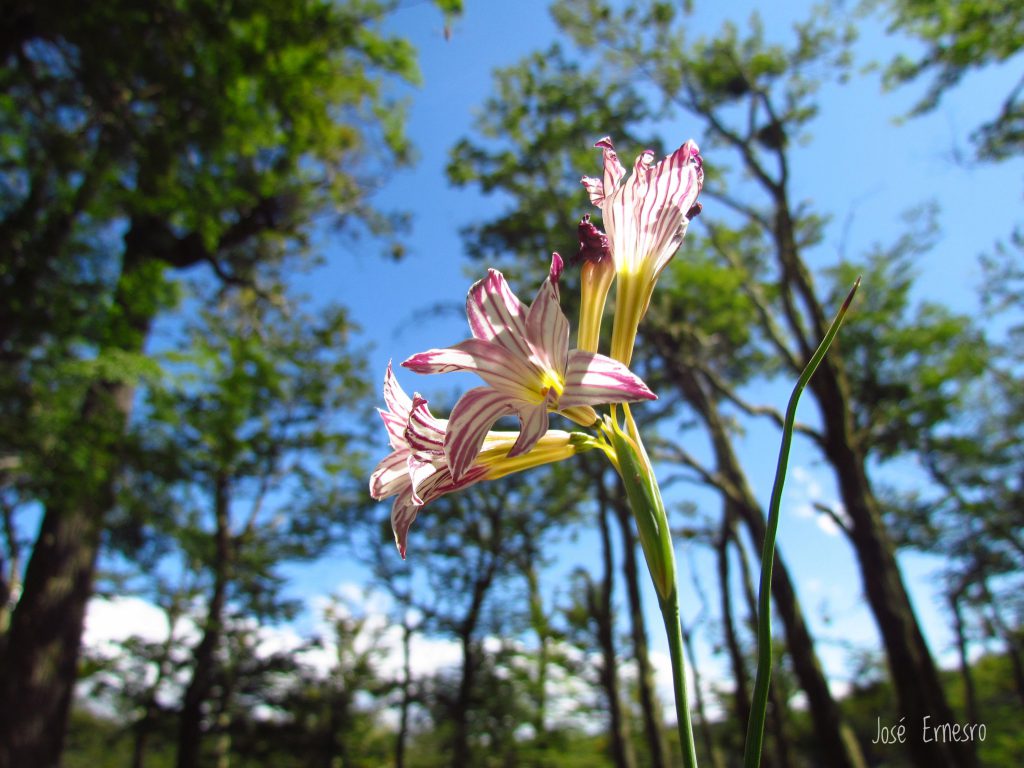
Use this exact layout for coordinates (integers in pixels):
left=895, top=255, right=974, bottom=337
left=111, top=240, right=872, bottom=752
left=660, top=587, right=699, bottom=768
left=607, top=408, right=698, bottom=768
left=742, top=278, right=861, bottom=768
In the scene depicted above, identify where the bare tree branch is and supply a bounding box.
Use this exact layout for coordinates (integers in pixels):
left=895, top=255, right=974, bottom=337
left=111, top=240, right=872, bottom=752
left=696, top=362, right=824, bottom=445
left=704, top=221, right=803, bottom=372
left=654, top=441, right=745, bottom=507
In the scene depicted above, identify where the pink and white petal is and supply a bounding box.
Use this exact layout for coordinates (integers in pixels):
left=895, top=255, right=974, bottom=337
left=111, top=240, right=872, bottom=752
left=370, top=450, right=412, bottom=500
left=640, top=142, right=703, bottom=277
left=581, top=174, right=605, bottom=205
left=650, top=218, right=691, bottom=282
left=404, top=339, right=540, bottom=398
left=599, top=143, right=647, bottom=270
left=390, top=489, right=419, bottom=559
left=595, top=137, right=626, bottom=195
left=507, top=400, right=551, bottom=458
left=423, top=462, right=489, bottom=503
left=390, top=463, right=490, bottom=558
left=407, top=454, right=442, bottom=505
left=405, top=395, right=446, bottom=453
left=465, top=269, right=533, bottom=360
left=445, top=386, right=520, bottom=481
left=378, top=408, right=408, bottom=450
left=383, top=362, right=412, bottom=421
left=559, top=350, right=657, bottom=407
left=526, top=254, right=569, bottom=373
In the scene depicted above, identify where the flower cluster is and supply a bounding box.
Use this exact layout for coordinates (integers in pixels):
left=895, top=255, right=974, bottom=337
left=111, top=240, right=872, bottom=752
left=371, top=136, right=703, bottom=556
left=369, top=363, right=582, bottom=557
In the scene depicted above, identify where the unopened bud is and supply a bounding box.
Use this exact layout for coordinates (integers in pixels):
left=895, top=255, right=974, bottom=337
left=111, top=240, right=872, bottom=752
left=577, top=214, right=611, bottom=264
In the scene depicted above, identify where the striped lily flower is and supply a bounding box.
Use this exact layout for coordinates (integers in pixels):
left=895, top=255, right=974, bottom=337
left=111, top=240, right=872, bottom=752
left=403, top=254, right=655, bottom=481
left=370, top=364, right=586, bottom=557
left=581, top=136, right=703, bottom=364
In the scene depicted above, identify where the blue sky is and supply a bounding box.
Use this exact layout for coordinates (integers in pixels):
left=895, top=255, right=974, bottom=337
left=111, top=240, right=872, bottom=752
left=294, top=0, right=1024, bottom=699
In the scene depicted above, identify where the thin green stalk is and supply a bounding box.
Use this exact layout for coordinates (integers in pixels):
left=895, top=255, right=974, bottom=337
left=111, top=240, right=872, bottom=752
left=660, top=588, right=699, bottom=768
left=607, top=410, right=699, bottom=768
left=742, top=278, right=861, bottom=768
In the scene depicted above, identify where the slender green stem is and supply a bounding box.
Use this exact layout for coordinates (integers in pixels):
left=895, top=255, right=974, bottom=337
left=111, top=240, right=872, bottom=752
left=742, top=278, right=860, bottom=768
left=608, top=406, right=700, bottom=767
left=660, top=588, right=699, bottom=768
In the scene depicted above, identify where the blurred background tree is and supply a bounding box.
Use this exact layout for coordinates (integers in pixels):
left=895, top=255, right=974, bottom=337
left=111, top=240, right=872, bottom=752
left=0, top=0, right=458, bottom=765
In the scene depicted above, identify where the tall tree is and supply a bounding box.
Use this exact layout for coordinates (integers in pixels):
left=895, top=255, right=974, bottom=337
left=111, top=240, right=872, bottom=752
left=446, top=13, right=862, bottom=768
left=451, top=3, right=990, bottom=764
left=643, top=252, right=868, bottom=768
left=0, top=2, right=457, bottom=765
left=607, top=475, right=670, bottom=768
left=370, top=463, right=587, bottom=768
left=129, top=286, right=367, bottom=768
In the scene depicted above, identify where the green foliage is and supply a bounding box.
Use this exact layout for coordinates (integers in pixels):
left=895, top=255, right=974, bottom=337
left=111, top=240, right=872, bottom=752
left=823, top=206, right=988, bottom=460
left=447, top=43, right=651, bottom=284
left=114, top=283, right=369, bottom=613
left=878, top=0, right=1024, bottom=160
left=0, top=0, right=435, bottom=474
left=836, top=650, right=1024, bottom=767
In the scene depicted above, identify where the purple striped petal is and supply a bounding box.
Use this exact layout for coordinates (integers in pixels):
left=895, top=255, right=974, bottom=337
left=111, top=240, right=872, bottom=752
left=404, top=339, right=540, bottom=399
left=507, top=400, right=551, bottom=458
left=383, top=361, right=412, bottom=421
left=586, top=137, right=703, bottom=278
left=370, top=450, right=411, bottom=500
left=599, top=137, right=627, bottom=190
left=581, top=137, right=626, bottom=206
left=378, top=408, right=408, bottom=450
left=465, top=269, right=534, bottom=361
left=445, top=386, right=519, bottom=481
left=581, top=174, right=604, bottom=205
left=559, top=349, right=657, bottom=407
left=390, top=463, right=491, bottom=558
left=390, top=486, right=420, bottom=559
left=407, top=454, right=440, bottom=505
left=637, top=140, right=703, bottom=277
left=406, top=395, right=446, bottom=453
left=526, top=253, right=569, bottom=374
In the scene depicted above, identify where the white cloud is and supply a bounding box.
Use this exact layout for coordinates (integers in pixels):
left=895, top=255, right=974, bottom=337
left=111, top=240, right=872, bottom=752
left=81, top=584, right=721, bottom=736
left=82, top=595, right=175, bottom=650
left=785, top=465, right=848, bottom=537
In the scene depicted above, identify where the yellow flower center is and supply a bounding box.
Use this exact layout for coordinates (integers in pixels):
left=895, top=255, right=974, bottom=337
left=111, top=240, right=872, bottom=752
left=539, top=369, right=565, bottom=403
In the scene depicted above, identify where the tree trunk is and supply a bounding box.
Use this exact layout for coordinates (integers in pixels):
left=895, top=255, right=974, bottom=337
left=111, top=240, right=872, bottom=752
left=0, top=199, right=277, bottom=768
left=666, top=363, right=868, bottom=768
left=177, top=472, right=232, bottom=768
left=733, top=520, right=794, bottom=768
left=0, top=487, right=105, bottom=768
left=949, top=589, right=980, bottom=724
left=830, top=437, right=973, bottom=768
left=395, top=620, right=413, bottom=768
left=0, top=499, right=21, bottom=644
left=681, top=606, right=725, bottom=768
left=525, top=558, right=551, bottom=747
left=0, top=215, right=176, bottom=768
left=0, top=338, right=145, bottom=768
left=716, top=513, right=756, bottom=760
left=977, top=576, right=1024, bottom=710
left=452, top=633, right=478, bottom=768
left=610, top=482, right=669, bottom=768
left=450, top=545, right=497, bottom=768
left=593, top=491, right=638, bottom=768
left=770, top=199, right=975, bottom=768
